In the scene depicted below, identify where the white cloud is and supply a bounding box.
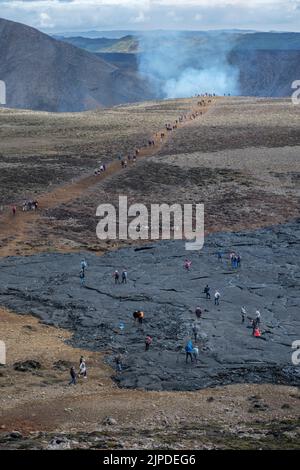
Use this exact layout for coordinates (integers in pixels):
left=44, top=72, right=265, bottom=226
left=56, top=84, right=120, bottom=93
left=133, top=11, right=148, bottom=23
left=39, top=12, right=54, bottom=27
left=0, top=0, right=300, bottom=32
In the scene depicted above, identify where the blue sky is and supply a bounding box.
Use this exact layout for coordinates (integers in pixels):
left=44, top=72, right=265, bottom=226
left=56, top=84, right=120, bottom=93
left=0, top=0, right=300, bottom=33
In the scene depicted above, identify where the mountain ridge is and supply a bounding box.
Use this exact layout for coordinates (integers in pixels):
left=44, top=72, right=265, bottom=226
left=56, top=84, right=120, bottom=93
left=0, top=17, right=154, bottom=112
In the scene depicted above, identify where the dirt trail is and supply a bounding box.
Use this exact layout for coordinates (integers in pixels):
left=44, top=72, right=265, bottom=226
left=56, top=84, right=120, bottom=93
left=0, top=99, right=215, bottom=257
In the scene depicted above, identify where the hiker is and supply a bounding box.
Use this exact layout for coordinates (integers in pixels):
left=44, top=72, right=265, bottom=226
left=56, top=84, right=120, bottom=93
left=251, top=314, right=261, bottom=335
left=80, top=259, right=87, bottom=273
left=230, top=252, right=238, bottom=269
left=237, top=254, right=241, bottom=268
left=251, top=319, right=256, bottom=336
left=195, top=306, right=202, bottom=319
left=138, top=311, right=144, bottom=325
left=231, top=254, right=237, bottom=268
left=122, top=270, right=128, bottom=284
left=204, top=284, right=211, bottom=300
left=192, top=323, right=199, bottom=342
left=214, top=291, right=220, bottom=306
left=79, top=269, right=85, bottom=287
left=185, top=339, right=194, bottom=363
left=133, top=311, right=140, bottom=322
left=113, top=270, right=120, bottom=284
left=69, top=366, right=77, bottom=386
left=253, top=326, right=267, bottom=341
left=145, top=335, right=153, bottom=351
left=79, top=359, right=87, bottom=379
left=133, top=310, right=144, bottom=324
left=217, top=250, right=223, bottom=261
left=115, top=354, right=123, bottom=372
left=253, top=326, right=261, bottom=338
left=192, top=346, right=199, bottom=363
left=241, top=306, right=247, bottom=323
left=184, top=259, right=192, bottom=271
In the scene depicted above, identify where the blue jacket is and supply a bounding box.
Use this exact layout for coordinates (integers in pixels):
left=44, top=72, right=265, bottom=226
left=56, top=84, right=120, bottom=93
left=185, top=340, right=193, bottom=353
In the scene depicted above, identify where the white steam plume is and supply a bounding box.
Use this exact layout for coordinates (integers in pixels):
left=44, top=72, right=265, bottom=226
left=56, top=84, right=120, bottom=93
left=138, top=31, right=240, bottom=98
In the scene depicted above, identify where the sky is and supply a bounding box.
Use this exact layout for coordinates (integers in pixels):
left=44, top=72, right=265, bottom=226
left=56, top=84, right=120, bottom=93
left=0, top=0, right=300, bottom=33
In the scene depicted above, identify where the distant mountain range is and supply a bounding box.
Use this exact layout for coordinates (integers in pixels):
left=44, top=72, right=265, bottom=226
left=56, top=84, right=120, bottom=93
left=53, top=30, right=141, bottom=39
left=57, top=31, right=300, bottom=54
left=52, top=29, right=258, bottom=39
left=0, top=18, right=154, bottom=112
left=56, top=35, right=139, bottom=53
left=1, top=18, right=300, bottom=112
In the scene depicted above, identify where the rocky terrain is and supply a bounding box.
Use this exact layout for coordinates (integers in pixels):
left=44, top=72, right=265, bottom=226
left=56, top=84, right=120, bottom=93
left=0, top=222, right=299, bottom=391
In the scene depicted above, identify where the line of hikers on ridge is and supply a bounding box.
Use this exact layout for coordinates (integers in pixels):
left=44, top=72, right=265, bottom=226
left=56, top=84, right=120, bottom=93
left=115, top=98, right=210, bottom=171
left=117, top=100, right=206, bottom=170
left=8, top=99, right=210, bottom=216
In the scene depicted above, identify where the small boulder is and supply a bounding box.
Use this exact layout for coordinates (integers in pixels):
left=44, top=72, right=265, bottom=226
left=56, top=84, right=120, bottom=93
left=13, top=360, right=41, bottom=372
left=10, top=431, right=22, bottom=439
left=103, top=417, right=117, bottom=426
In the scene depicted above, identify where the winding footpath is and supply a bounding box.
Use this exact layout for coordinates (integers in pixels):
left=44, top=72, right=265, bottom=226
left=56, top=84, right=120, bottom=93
left=0, top=98, right=215, bottom=257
